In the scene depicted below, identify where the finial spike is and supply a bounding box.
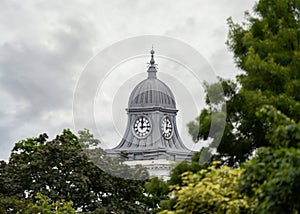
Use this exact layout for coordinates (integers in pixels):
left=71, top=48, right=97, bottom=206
left=147, top=46, right=157, bottom=78
left=150, top=46, right=155, bottom=65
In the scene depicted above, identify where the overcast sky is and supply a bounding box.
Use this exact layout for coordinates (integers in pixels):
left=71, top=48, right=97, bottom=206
left=0, top=0, right=256, bottom=160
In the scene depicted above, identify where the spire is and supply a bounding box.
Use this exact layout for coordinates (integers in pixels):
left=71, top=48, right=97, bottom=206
left=147, top=46, right=157, bottom=78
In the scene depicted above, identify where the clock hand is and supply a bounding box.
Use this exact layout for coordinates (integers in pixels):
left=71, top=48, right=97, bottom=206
left=164, top=123, right=168, bottom=132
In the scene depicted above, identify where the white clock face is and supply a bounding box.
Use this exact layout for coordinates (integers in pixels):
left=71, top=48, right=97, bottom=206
left=133, top=116, right=151, bottom=138
left=161, top=117, right=173, bottom=139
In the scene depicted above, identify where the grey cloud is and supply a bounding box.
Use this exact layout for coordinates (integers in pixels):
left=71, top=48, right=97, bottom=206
left=210, top=48, right=239, bottom=79
left=0, top=0, right=257, bottom=160
left=0, top=11, right=99, bottom=159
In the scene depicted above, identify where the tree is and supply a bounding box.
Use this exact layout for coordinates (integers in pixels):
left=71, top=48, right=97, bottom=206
left=24, top=193, right=75, bottom=214
left=159, top=162, right=255, bottom=214
left=182, top=0, right=300, bottom=212
left=155, top=152, right=209, bottom=212
left=143, top=177, right=169, bottom=213
left=5, top=129, right=104, bottom=211
left=189, top=0, right=300, bottom=165
left=168, top=152, right=209, bottom=186
left=226, top=0, right=300, bottom=155
left=188, top=78, right=250, bottom=165
left=0, top=195, right=29, bottom=214
left=239, top=106, right=300, bottom=213
left=0, top=129, right=150, bottom=213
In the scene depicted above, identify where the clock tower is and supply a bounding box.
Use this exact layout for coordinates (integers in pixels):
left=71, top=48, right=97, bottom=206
left=107, top=49, right=193, bottom=178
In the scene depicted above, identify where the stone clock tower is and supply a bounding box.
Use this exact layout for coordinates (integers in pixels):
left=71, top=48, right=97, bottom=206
left=107, top=49, right=193, bottom=178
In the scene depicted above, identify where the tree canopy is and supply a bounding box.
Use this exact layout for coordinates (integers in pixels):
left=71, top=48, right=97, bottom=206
left=164, top=0, right=300, bottom=213
left=160, top=162, right=255, bottom=214
left=0, top=129, right=151, bottom=213
left=188, top=0, right=300, bottom=165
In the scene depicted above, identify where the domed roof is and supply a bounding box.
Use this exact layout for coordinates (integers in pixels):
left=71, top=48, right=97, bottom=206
left=128, top=78, right=176, bottom=109
left=128, top=49, right=176, bottom=109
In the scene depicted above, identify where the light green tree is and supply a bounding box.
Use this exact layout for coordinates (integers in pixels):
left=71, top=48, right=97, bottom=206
left=160, top=162, right=254, bottom=214
left=23, top=193, right=75, bottom=214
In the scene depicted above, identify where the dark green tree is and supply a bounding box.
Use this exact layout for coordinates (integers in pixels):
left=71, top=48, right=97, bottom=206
left=189, top=0, right=300, bottom=165
left=162, top=0, right=300, bottom=213
left=186, top=0, right=300, bottom=212
left=142, top=177, right=169, bottom=213
left=0, top=129, right=150, bottom=213
left=239, top=106, right=300, bottom=213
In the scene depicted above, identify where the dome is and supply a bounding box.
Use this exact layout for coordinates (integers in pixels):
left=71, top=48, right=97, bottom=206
left=128, top=77, right=176, bottom=109
left=128, top=48, right=176, bottom=109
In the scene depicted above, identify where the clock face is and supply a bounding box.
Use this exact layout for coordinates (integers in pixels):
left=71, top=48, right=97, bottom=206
left=161, top=117, right=173, bottom=139
left=133, top=116, right=151, bottom=138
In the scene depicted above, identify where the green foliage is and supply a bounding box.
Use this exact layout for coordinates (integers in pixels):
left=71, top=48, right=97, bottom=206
left=143, top=177, right=169, bottom=213
left=0, top=195, right=29, bottom=214
left=23, top=193, right=75, bottom=214
left=188, top=78, right=253, bottom=165
left=241, top=147, right=300, bottom=214
left=168, top=156, right=208, bottom=186
left=239, top=106, right=300, bottom=213
left=78, top=128, right=101, bottom=148
left=5, top=129, right=102, bottom=211
left=183, top=1, right=300, bottom=213
left=225, top=1, right=300, bottom=211
left=227, top=0, right=300, bottom=115
left=188, top=0, right=300, bottom=166
left=160, top=163, right=254, bottom=214
left=160, top=156, right=212, bottom=212
left=187, top=79, right=230, bottom=144
left=0, top=129, right=150, bottom=213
